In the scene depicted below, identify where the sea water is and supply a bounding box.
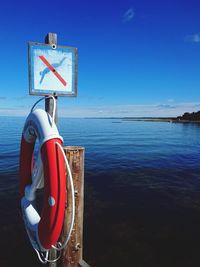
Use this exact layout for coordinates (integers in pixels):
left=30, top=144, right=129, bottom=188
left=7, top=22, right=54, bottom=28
left=1, top=116, right=200, bottom=266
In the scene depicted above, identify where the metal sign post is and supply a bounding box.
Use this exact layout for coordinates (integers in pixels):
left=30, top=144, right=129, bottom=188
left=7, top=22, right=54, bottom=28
left=45, top=33, right=58, bottom=124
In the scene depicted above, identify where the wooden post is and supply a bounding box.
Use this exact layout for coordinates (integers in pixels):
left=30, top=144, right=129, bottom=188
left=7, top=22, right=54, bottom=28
left=61, top=146, right=89, bottom=267
left=45, top=32, right=58, bottom=267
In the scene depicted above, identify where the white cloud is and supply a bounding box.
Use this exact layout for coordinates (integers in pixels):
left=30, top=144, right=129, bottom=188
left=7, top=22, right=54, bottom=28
left=122, top=8, right=135, bottom=23
left=184, top=33, right=200, bottom=43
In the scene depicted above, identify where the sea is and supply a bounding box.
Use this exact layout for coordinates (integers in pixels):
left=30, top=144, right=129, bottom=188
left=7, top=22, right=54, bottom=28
left=1, top=116, right=200, bottom=267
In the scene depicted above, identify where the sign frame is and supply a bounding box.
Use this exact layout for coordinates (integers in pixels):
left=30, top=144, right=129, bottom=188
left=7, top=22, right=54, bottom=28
left=28, top=41, right=77, bottom=97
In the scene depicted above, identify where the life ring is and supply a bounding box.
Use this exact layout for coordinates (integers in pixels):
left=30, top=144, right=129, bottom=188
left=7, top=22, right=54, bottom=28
left=19, top=108, right=66, bottom=251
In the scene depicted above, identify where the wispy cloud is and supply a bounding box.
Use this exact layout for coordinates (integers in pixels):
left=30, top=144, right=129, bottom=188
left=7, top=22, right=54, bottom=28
left=0, top=107, right=29, bottom=117
left=156, top=104, right=176, bottom=109
left=184, top=33, right=200, bottom=43
left=167, top=99, right=174, bottom=103
left=122, top=8, right=135, bottom=23
left=1, top=102, right=200, bottom=118
left=14, top=95, right=30, bottom=100
left=58, top=102, right=200, bottom=118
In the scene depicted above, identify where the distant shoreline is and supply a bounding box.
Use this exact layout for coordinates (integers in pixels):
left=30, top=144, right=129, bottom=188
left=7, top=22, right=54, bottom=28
left=122, top=118, right=200, bottom=123
left=122, top=118, right=173, bottom=122
left=1, top=115, right=200, bottom=123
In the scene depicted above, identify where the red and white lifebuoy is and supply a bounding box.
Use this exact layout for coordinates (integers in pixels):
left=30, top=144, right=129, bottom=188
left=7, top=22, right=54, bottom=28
left=19, top=108, right=66, bottom=251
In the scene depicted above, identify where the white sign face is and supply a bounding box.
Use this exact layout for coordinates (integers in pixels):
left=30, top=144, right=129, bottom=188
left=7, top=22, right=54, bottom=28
left=29, top=42, right=77, bottom=96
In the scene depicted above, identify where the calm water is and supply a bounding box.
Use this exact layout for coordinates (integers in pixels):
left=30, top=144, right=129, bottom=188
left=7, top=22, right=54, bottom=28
left=1, top=116, right=200, bottom=266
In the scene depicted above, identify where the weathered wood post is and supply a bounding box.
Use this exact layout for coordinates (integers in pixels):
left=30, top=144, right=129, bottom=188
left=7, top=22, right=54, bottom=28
left=61, top=146, right=90, bottom=267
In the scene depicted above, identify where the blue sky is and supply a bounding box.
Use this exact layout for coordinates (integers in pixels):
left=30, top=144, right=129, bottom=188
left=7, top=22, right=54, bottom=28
left=0, top=0, right=200, bottom=117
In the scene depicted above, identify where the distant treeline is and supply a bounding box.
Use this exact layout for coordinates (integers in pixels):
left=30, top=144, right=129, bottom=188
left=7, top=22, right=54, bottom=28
left=177, top=111, right=200, bottom=121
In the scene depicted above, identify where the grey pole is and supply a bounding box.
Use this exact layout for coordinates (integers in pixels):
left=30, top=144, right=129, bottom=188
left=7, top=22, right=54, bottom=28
left=45, top=33, right=58, bottom=124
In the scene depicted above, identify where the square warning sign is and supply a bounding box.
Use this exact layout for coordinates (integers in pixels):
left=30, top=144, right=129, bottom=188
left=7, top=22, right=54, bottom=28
left=28, top=42, right=77, bottom=96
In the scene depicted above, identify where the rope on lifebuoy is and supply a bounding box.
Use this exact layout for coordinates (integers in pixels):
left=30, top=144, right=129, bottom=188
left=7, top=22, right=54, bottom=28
left=20, top=96, right=75, bottom=264
left=52, top=142, right=75, bottom=251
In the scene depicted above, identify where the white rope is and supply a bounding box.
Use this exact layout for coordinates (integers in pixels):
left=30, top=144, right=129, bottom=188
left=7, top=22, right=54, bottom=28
left=34, top=249, right=48, bottom=264
left=29, top=96, right=75, bottom=262
left=46, top=251, right=61, bottom=263
left=34, top=248, right=61, bottom=264
left=52, top=142, right=75, bottom=251
left=30, top=95, right=56, bottom=124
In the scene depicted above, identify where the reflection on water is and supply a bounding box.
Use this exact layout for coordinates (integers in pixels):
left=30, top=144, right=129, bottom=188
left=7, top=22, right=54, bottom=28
left=1, top=117, right=200, bottom=266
